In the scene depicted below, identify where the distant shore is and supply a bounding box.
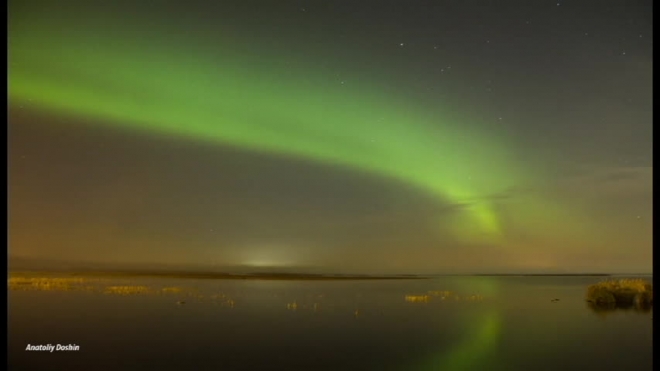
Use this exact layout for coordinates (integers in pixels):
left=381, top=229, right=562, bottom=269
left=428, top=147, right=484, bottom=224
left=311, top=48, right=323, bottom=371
left=471, top=273, right=614, bottom=277
left=9, top=269, right=649, bottom=281
left=8, top=270, right=429, bottom=281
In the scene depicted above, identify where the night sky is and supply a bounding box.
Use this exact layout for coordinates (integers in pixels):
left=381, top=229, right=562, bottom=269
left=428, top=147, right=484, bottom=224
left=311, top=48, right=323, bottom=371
left=8, top=0, right=652, bottom=274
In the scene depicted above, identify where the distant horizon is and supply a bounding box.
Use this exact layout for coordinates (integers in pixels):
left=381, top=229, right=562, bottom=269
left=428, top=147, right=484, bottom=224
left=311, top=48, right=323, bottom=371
left=8, top=255, right=652, bottom=277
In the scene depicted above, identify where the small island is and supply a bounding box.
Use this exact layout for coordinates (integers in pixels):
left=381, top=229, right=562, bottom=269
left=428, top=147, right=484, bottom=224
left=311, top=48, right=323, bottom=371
left=587, top=279, right=653, bottom=308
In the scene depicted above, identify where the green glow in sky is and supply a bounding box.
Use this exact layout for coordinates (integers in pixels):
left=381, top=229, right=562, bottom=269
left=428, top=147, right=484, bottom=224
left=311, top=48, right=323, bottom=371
left=8, top=9, right=590, bottom=247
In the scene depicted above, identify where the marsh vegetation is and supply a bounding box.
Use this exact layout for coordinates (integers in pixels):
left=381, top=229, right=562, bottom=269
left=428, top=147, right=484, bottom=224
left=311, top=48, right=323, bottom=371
left=586, top=279, right=652, bottom=310
left=405, top=290, right=484, bottom=303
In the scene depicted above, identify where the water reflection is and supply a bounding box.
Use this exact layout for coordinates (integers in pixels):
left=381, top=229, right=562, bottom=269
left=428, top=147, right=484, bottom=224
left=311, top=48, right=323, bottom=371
left=586, top=301, right=652, bottom=317
left=8, top=273, right=652, bottom=371
left=415, top=312, right=502, bottom=371
left=402, top=278, right=502, bottom=371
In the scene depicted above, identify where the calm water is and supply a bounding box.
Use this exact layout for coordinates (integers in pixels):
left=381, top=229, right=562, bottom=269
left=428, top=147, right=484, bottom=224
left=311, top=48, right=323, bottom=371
left=8, top=274, right=653, bottom=371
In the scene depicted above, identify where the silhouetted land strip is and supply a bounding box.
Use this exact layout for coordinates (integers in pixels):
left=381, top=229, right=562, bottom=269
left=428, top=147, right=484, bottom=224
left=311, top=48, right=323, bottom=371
left=15, top=270, right=430, bottom=281
left=471, top=273, right=613, bottom=277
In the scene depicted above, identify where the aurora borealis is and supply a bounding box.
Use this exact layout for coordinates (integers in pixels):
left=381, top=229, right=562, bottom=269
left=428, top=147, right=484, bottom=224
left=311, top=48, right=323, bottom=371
left=8, top=0, right=652, bottom=273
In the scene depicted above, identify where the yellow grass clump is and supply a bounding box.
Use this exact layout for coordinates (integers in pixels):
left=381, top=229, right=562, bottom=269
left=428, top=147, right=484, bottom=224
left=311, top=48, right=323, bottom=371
left=161, top=287, right=183, bottom=294
left=428, top=290, right=453, bottom=298
left=587, top=279, right=652, bottom=308
left=8, top=276, right=89, bottom=291
left=104, top=285, right=152, bottom=295
left=405, top=291, right=484, bottom=303
left=405, top=295, right=431, bottom=303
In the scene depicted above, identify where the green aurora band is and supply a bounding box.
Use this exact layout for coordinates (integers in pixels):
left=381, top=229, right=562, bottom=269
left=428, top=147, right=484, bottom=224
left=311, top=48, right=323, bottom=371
left=8, top=5, right=592, bottom=247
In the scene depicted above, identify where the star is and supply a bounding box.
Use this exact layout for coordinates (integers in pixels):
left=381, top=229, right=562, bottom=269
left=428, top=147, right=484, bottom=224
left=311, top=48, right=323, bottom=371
left=399, top=43, right=404, bottom=47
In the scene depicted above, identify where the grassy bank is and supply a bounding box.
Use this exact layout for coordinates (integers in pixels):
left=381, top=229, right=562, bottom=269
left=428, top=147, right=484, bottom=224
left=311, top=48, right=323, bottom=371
left=587, top=279, right=652, bottom=308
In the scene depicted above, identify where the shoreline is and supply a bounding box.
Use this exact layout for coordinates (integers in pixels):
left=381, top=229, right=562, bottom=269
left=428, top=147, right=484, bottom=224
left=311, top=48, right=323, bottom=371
left=8, top=270, right=429, bottom=281
left=9, top=270, right=650, bottom=281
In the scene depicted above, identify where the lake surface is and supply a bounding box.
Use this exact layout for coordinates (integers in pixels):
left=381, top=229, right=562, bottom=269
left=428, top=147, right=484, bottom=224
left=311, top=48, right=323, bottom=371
left=8, top=273, right=653, bottom=371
